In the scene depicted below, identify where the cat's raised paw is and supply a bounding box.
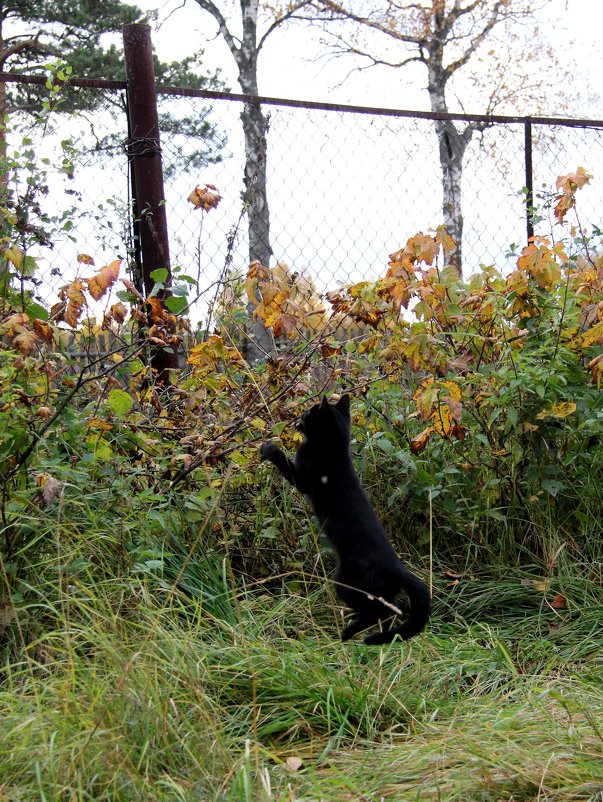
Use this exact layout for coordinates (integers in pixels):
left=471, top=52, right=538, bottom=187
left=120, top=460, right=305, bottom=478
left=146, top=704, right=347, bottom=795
left=260, top=441, right=280, bottom=461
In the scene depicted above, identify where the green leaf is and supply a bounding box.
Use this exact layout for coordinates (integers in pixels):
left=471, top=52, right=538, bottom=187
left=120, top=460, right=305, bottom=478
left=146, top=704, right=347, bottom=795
left=541, top=479, right=565, bottom=497
left=93, top=441, right=113, bottom=461
left=164, top=295, right=188, bottom=315
left=150, top=268, right=169, bottom=283
left=171, top=283, right=189, bottom=297
left=129, top=358, right=145, bottom=375
left=258, top=526, right=278, bottom=539
left=228, top=449, right=251, bottom=467
left=375, top=436, right=394, bottom=454
left=107, top=388, right=133, bottom=417
left=25, top=302, right=49, bottom=321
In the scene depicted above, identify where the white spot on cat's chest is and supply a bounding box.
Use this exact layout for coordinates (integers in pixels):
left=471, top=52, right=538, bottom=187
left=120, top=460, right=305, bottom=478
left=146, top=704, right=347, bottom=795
left=320, top=475, right=328, bottom=484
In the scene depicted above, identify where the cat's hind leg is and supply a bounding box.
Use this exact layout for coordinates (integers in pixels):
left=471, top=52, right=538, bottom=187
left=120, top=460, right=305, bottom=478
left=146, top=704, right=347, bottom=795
left=340, top=614, right=378, bottom=641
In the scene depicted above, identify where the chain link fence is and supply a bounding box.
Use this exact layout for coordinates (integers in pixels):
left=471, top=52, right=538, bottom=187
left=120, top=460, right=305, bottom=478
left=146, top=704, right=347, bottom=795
left=3, top=74, right=603, bottom=329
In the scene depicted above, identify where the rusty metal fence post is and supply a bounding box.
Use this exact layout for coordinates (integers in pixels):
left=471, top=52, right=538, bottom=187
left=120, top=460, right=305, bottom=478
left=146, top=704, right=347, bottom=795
left=524, top=119, right=534, bottom=243
left=122, top=23, right=179, bottom=383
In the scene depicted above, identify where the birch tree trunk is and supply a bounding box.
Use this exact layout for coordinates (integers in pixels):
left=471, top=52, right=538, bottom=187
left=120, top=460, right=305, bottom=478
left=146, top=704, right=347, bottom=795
left=193, top=0, right=276, bottom=361
left=427, top=59, right=474, bottom=277
left=237, top=51, right=275, bottom=361
left=433, top=118, right=473, bottom=275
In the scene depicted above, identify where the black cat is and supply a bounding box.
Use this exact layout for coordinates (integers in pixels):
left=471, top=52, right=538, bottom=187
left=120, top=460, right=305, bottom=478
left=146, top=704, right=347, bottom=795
left=260, top=394, right=431, bottom=645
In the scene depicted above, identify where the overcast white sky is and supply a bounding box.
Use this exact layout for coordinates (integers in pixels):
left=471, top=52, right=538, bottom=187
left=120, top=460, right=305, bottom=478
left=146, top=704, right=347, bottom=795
left=139, top=0, right=603, bottom=118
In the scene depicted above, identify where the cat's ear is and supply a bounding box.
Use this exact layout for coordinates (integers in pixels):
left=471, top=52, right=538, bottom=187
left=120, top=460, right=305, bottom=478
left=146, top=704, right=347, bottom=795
left=320, top=396, right=330, bottom=411
left=335, top=394, right=351, bottom=417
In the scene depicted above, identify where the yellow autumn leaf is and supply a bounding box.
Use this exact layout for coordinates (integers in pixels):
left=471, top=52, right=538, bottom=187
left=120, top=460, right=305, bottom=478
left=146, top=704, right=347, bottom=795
left=435, top=224, right=456, bottom=255
left=581, top=320, right=603, bottom=348
left=358, top=333, right=382, bottom=354
left=586, top=354, right=603, bottom=389
left=413, top=378, right=438, bottom=419
left=4, top=244, right=24, bottom=268
left=431, top=403, right=455, bottom=437
left=188, top=184, right=222, bottom=211
left=442, top=396, right=463, bottom=423
left=188, top=335, right=244, bottom=375
left=441, top=380, right=462, bottom=401
left=536, top=402, right=577, bottom=420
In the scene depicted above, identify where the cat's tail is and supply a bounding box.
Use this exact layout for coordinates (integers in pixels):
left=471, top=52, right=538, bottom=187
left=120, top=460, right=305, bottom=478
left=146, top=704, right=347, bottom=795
left=364, top=568, right=431, bottom=646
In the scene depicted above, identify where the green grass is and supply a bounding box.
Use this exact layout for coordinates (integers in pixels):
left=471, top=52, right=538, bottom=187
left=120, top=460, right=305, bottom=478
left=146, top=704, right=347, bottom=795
left=1, top=565, right=602, bottom=802
left=1, top=466, right=601, bottom=800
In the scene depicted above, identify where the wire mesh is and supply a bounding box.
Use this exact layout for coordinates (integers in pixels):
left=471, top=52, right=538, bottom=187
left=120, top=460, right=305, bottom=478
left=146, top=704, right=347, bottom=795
left=3, top=76, right=603, bottom=328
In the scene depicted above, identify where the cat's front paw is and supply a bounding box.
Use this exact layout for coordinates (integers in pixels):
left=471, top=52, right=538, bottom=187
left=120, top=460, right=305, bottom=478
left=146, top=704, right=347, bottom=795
left=260, top=441, right=280, bottom=462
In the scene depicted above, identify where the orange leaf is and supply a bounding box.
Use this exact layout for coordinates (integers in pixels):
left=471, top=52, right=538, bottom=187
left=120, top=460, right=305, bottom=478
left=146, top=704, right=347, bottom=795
left=12, top=328, right=39, bottom=355
left=555, top=166, right=592, bottom=193
left=247, top=260, right=271, bottom=282
left=146, top=296, right=170, bottom=324
left=553, top=167, right=592, bottom=224
left=77, top=253, right=95, bottom=266
left=517, top=240, right=561, bottom=290
left=410, top=426, right=434, bottom=454
left=87, top=259, right=121, bottom=301
left=321, top=342, right=342, bottom=358
left=102, top=302, right=128, bottom=329
left=550, top=593, right=567, bottom=610
left=33, top=319, right=54, bottom=345
left=63, top=279, right=86, bottom=328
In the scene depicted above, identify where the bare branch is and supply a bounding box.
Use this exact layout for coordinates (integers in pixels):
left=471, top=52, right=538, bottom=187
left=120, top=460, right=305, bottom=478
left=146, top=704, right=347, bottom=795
left=257, top=0, right=316, bottom=52
left=0, top=34, right=55, bottom=68
left=191, top=0, right=241, bottom=58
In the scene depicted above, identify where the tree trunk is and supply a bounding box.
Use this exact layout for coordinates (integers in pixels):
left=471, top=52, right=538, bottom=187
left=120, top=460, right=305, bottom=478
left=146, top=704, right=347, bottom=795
left=434, top=119, right=473, bottom=276
left=240, top=98, right=275, bottom=361
left=235, top=0, right=275, bottom=362
left=428, top=55, right=474, bottom=277
left=191, top=0, right=278, bottom=360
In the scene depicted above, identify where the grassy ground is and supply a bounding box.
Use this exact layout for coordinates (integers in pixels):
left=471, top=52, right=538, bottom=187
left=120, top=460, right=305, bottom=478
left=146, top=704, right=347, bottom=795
left=2, top=560, right=602, bottom=802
